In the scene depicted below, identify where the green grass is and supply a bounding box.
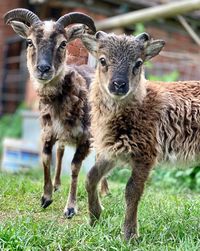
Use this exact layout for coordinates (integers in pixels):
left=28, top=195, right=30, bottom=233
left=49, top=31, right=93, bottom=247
left=0, top=168, right=199, bottom=251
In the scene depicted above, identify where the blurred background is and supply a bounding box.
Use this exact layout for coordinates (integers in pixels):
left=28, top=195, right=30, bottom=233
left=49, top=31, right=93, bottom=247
left=0, top=0, right=200, bottom=181
left=0, top=2, right=200, bottom=249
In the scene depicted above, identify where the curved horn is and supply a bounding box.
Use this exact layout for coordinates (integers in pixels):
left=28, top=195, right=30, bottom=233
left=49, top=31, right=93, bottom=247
left=4, top=8, right=41, bottom=26
left=57, top=12, right=96, bottom=33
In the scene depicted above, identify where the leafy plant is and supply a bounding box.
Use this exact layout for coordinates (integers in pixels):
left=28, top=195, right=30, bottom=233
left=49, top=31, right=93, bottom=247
left=133, top=23, right=180, bottom=82
left=148, top=70, right=179, bottom=82
left=0, top=104, right=26, bottom=156
left=151, top=164, right=200, bottom=192
left=134, top=22, right=146, bottom=35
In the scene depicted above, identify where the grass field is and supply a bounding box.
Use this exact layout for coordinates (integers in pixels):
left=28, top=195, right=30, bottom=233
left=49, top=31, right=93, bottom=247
left=0, top=167, right=199, bottom=251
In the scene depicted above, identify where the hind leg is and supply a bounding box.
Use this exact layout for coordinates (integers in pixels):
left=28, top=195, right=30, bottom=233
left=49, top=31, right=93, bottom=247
left=64, top=140, right=90, bottom=219
left=100, top=177, right=110, bottom=196
left=96, top=154, right=110, bottom=196
left=53, top=145, right=64, bottom=192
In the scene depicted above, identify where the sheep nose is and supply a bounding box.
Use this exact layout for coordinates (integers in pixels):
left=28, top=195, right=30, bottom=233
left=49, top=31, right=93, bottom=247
left=37, top=64, right=51, bottom=73
left=113, top=80, right=126, bottom=89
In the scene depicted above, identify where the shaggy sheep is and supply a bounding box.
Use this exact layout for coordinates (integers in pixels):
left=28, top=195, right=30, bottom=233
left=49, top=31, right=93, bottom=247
left=4, top=8, right=109, bottom=219
left=77, top=28, right=200, bottom=239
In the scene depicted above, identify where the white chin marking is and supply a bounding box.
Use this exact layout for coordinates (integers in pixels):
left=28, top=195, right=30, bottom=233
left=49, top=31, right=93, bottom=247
left=109, top=91, right=130, bottom=100
left=37, top=78, right=51, bottom=84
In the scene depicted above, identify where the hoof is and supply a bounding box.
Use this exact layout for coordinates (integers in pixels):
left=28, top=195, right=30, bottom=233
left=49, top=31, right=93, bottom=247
left=100, top=191, right=111, bottom=197
left=124, top=231, right=139, bottom=241
left=64, top=208, right=76, bottom=219
left=53, top=185, right=60, bottom=192
left=89, top=218, right=97, bottom=226
left=41, top=196, right=53, bottom=209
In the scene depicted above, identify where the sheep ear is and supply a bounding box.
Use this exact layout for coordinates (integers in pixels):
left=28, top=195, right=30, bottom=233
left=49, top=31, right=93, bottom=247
left=95, top=31, right=107, bottom=40
left=144, top=40, right=165, bottom=61
left=82, top=31, right=107, bottom=57
left=9, top=21, right=29, bottom=38
left=81, top=33, right=99, bottom=58
left=135, top=32, right=151, bottom=43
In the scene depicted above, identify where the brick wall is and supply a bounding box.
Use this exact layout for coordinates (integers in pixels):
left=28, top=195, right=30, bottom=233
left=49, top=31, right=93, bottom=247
left=0, top=0, right=23, bottom=75
left=64, top=7, right=105, bottom=66
left=146, top=26, right=200, bottom=81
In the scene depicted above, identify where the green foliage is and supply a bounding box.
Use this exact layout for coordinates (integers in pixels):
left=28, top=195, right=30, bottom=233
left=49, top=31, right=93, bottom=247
left=134, top=22, right=146, bottom=35
left=109, top=167, right=131, bottom=184
left=152, top=165, right=200, bottom=192
left=0, top=104, right=25, bottom=155
left=133, top=23, right=180, bottom=83
left=148, top=70, right=180, bottom=82
left=110, top=164, right=200, bottom=192
left=0, top=170, right=199, bottom=250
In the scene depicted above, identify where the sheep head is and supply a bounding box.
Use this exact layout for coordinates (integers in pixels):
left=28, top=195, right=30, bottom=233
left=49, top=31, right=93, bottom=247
left=4, top=8, right=96, bottom=86
left=80, top=30, right=165, bottom=100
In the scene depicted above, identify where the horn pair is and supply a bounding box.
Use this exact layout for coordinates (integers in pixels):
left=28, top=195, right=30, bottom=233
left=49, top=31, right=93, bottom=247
left=4, top=8, right=96, bottom=33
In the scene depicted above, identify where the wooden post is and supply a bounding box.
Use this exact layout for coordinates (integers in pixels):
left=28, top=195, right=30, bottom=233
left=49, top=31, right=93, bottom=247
left=96, top=0, right=200, bottom=30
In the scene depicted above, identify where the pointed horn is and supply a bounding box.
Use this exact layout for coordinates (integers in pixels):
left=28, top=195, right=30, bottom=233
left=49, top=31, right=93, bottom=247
left=57, top=12, right=96, bottom=33
left=4, top=8, right=41, bottom=26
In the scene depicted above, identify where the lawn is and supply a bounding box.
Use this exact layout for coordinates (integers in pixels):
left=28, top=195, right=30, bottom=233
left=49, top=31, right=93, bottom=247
left=0, top=167, right=199, bottom=251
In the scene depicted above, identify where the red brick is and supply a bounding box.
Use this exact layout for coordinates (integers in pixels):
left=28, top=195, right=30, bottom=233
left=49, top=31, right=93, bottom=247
left=68, top=45, right=81, bottom=57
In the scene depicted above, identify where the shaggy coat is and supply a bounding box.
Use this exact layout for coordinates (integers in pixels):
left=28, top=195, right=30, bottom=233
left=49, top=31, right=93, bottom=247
left=90, top=80, right=200, bottom=162
left=77, top=29, right=200, bottom=240
left=4, top=8, right=109, bottom=219
left=38, top=65, right=91, bottom=147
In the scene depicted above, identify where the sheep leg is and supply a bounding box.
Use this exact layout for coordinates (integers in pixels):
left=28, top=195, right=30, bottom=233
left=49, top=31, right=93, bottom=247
left=100, top=177, right=110, bottom=196
left=86, top=158, right=114, bottom=225
left=123, top=163, right=151, bottom=240
left=53, top=145, right=64, bottom=192
left=95, top=154, right=110, bottom=196
left=41, top=140, right=54, bottom=208
left=64, top=140, right=90, bottom=219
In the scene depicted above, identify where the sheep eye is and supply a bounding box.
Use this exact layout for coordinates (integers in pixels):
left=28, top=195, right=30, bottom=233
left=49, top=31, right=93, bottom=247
left=99, top=57, right=107, bottom=66
left=132, top=59, right=143, bottom=74
left=60, top=41, right=67, bottom=49
left=26, top=39, right=33, bottom=47
left=135, top=59, right=143, bottom=68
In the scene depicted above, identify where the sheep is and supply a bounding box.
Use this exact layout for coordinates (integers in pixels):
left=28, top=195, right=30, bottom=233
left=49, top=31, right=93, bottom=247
left=4, top=8, right=109, bottom=219
left=76, top=28, right=200, bottom=239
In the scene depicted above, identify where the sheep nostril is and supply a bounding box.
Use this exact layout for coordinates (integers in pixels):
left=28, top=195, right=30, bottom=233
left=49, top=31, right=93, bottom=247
left=37, top=64, right=51, bottom=74
left=113, top=81, right=126, bottom=88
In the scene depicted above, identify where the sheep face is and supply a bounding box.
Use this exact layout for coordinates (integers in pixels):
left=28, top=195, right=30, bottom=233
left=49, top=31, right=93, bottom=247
left=82, top=31, right=165, bottom=100
left=4, top=8, right=96, bottom=87
left=26, top=22, right=67, bottom=84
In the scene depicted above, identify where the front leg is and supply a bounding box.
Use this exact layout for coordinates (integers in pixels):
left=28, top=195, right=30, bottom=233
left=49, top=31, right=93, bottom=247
left=53, top=144, right=65, bottom=192
left=40, top=113, right=55, bottom=208
left=64, top=140, right=90, bottom=219
left=41, top=138, right=55, bottom=208
left=123, top=162, right=152, bottom=240
left=86, top=157, right=114, bottom=225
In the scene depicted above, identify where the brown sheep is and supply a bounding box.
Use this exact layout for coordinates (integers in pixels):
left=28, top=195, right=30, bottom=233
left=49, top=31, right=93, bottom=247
left=76, top=28, right=200, bottom=239
left=4, top=8, right=109, bottom=219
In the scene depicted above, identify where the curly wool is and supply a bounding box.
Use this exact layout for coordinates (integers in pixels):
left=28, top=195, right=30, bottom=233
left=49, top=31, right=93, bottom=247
left=39, top=65, right=93, bottom=145
left=90, top=79, right=200, bottom=164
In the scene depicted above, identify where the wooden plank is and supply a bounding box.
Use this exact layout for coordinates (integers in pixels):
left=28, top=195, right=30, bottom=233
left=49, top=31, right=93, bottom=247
left=5, top=56, right=21, bottom=64
left=49, top=0, right=116, bottom=16
left=96, top=0, right=200, bottom=30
